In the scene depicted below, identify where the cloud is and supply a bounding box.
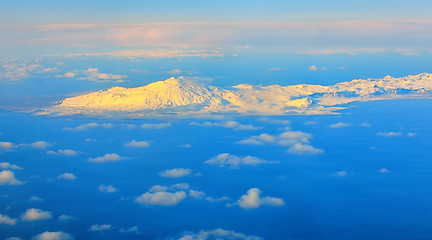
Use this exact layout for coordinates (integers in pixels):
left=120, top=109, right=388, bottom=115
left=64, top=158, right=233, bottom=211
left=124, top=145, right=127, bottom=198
left=177, top=228, right=262, bottom=240
left=28, top=195, right=44, bottom=202
left=237, top=188, right=285, bottom=209
left=178, top=144, right=192, bottom=148
left=58, top=173, right=77, bottom=180
left=359, top=122, right=371, bottom=127
left=287, top=143, right=324, bottom=155
left=88, top=153, right=128, bottom=163
left=189, top=121, right=261, bottom=131
left=0, top=170, right=24, bottom=185
left=98, top=184, right=118, bottom=193
left=188, top=190, right=206, bottom=199
left=304, top=121, right=318, bottom=125
left=140, top=123, right=172, bottom=129
left=205, top=153, right=276, bottom=169
left=377, top=131, right=403, bottom=137
left=0, top=162, right=23, bottom=170
left=0, top=59, right=58, bottom=81
left=135, top=191, right=187, bottom=206
left=22, top=208, right=52, bottom=221
left=62, top=49, right=224, bottom=58
left=238, top=130, right=323, bottom=155
left=379, top=168, right=390, bottom=173
left=32, top=231, right=73, bottom=240
left=0, top=141, right=15, bottom=151
left=119, top=226, right=141, bottom=235
left=88, top=224, right=113, bottom=232
left=330, top=170, right=347, bottom=177
left=159, top=168, right=192, bottom=178
left=5, top=237, right=23, bottom=240
left=168, top=69, right=183, bottom=75
left=61, top=68, right=127, bottom=83
left=124, top=140, right=150, bottom=148
left=63, top=123, right=114, bottom=131
left=329, top=122, right=351, bottom=128
left=0, top=213, right=17, bottom=225
left=30, top=141, right=52, bottom=149
left=308, top=65, right=328, bottom=71
left=58, top=214, right=77, bottom=222
left=257, top=117, right=290, bottom=125
left=266, top=67, right=285, bottom=72
left=46, top=149, right=78, bottom=156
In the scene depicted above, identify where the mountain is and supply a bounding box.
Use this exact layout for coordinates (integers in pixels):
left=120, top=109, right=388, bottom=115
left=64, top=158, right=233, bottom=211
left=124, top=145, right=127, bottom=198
left=41, top=73, right=432, bottom=118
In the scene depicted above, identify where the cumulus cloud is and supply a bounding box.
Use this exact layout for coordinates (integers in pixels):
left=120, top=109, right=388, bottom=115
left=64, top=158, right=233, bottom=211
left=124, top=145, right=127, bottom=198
left=98, top=184, right=118, bottom=193
left=32, top=231, right=73, bottom=240
left=0, top=59, right=58, bottom=81
left=189, top=121, right=261, bottom=131
left=140, top=123, right=172, bottom=129
left=136, top=191, right=187, bottom=206
left=308, top=65, right=328, bottom=71
left=0, top=170, right=24, bottom=185
left=238, top=130, right=323, bottom=155
left=58, top=173, right=77, bottom=180
left=379, top=168, right=390, bottom=173
left=205, top=153, right=276, bottom=169
left=61, top=68, right=127, bottom=83
left=28, top=195, right=44, bottom=202
left=46, top=149, right=78, bottom=156
left=88, top=153, right=128, bottom=163
left=119, top=226, right=141, bottom=234
left=0, top=141, right=15, bottom=151
left=0, top=213, right=17, bottom=225
left=377, top=131, right=403, bottom=137
left=58, top=214, right=77, bottom=222
left=329, top=122, right=351, bottom=128
left=159, top=168, right=192, bottom=178
left=286, top=143, right=324, bottom=155
left=0, top=162, right=23, bottom=170
left=124, top=140, right=150, bottom=147
left=30, top=141, right=52, bottom=149
left=22, top=208, right=52, bottom=221
left=177, top=228, right=262, bottom=240
left=330, top=170, right=347, bottom=177
left=237, top=188, right=284, bottom=209
left=88, top=224, right=113, bottom=232
left=63, top=123, right=114, bottom=131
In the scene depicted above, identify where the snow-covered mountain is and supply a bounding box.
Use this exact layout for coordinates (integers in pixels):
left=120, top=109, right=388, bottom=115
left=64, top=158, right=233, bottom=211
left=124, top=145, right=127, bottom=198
left=41, top=73, right=432, bottom=118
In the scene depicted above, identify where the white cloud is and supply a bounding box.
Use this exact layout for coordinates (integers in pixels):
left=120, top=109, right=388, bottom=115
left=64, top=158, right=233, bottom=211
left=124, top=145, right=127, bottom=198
left=266, top=67, right=285, bottom=72
left=238, top=130, right=323, bottom=155
left=22, top=208, right=52, bottom=221
left=61, top=68, right=127, bottom=83
left=177, top=228, right=262, bottom=240
left=140, top=123, right=172, bottom=129
left=119, top=226, right=141, bottom=235
left=88, top=153, right=128, bottom=163
left=30, top=141, right=51, bottom=149
left=88, top=224, right=113, bottom=232
left=0, top=213, right=17, bottom=225
left=135, top=191, right=187, bottom=206
left=179, top=144, right=192, bottom=148
left=308, top=65, right=328, bottom=71
left=32, top=231, right=73, bottom=240
left=124, top=140, right=150, bottom=148
left=359, top=122, right=371, bottom=127
left=286, top=143, right=324, bottom=155
left=98, top=184, right=118, bottom=193
left=46, top=149, right=78, bottom=156
left=237, top=188, right=284, bottom=209
left=205, top=153, right=276, bottom=169
left=189, top=121, right=261, bottom=131
left=188, top=190, right=206, bottom=199
left=377, top=131, right=403, bottom=137
left=257, top=117, right=290, bottom=125
left=379, top=168, right=390, bottom=173
left=63, top=123, right=114, bottom=131
left=28, top=195, right=44, bottom=202
left=58, top=214, right=77, bottom=222
left=330, top=170, right=347, bottom=177
left=0, top=162, right=23, bottom=170
left=58, top=173, right=77, bottom=180
left=168, top=69, right=183, bottom=75
left=0, top=170, right=24, bottom=185
left=5, top=237, right=23, bottom=240
left=0, top=141, right=15, bottom=150
left=329, top=122, right=351, bottom=128
left=0, top=59, right=58, bottom=81
left=159, top=168, right=192, bottom=178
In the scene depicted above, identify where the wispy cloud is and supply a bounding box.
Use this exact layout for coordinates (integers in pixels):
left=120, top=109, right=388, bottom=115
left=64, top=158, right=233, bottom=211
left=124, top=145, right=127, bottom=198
left=189, top=121, right=261, bottom=130
left=140, top=123, right=172, bottom=129
left=88, top=224, right=113, bottom=232
left=63, top=122, right=114, bottom=131
left=98, top=184, right=118, bottom=193
left=60, top=68, right=127, bottom=83
left=159, top=168, right=192, bottom=178
left=308, top=65, right=328, bottom=71
left=47, top=149, right=78, bottom=156
left=329, top=122, right=351, bottom=128
left=377, top=131, right=403, bottom=137
left=205, top=153, right=276, bottom=169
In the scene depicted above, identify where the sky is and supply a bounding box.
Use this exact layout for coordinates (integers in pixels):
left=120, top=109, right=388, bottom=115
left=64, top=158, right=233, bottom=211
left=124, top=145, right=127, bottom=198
left=1, top=1, right=432, bottom=240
